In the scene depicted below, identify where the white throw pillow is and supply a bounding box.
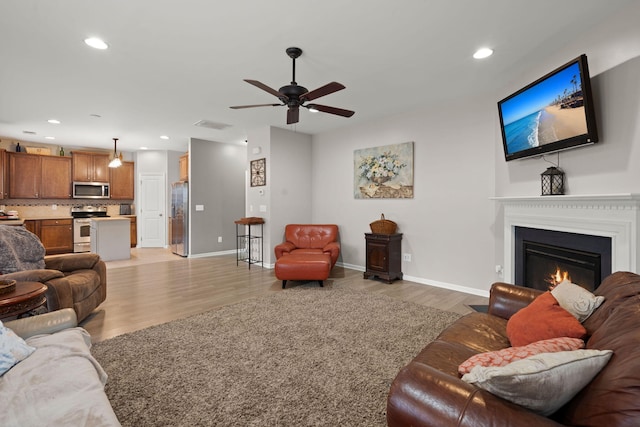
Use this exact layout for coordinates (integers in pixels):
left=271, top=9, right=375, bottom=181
left=551, top=279, right=605, bottom=322
left=462, top=349, right=613, bottom=416
left=0, top=320, right=36, bottom=376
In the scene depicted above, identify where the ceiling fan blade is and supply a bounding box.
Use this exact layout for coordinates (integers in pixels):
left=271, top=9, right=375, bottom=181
left=309, top=104, right=355, bottom=118
left=230, top=103, right=282, bottom=109
left=300, top=82, right=345, bottom=101
left=287, top=107, right=299, bottom=124
left=244, top=79, right=286, bottom=100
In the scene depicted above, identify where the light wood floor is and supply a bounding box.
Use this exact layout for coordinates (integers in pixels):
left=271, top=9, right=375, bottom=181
left=81, top=248, right=489, bottom=343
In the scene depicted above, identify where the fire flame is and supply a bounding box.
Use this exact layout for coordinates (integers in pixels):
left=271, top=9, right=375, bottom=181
left=546, top=268, right=571, bottom=290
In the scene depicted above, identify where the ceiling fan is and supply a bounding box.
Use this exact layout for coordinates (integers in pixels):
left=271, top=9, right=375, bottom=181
left=230, top=47, right=355, bottom=125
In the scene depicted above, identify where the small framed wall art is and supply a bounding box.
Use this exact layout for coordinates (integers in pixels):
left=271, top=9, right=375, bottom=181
left=250, top=158, right=266, bottom=187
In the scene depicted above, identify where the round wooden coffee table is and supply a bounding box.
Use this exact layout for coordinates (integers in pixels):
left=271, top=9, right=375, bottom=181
left=0, top=281, right=48, bottom=320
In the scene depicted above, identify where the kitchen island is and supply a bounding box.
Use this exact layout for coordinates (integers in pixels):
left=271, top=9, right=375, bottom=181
left=90, top=217, right=131, bottom=261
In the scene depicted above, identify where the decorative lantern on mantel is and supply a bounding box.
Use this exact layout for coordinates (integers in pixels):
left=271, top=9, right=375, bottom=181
left=541, top=166, right=565, bottom=196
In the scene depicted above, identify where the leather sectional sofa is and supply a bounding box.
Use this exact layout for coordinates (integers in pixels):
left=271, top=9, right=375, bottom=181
left=386, top=271, right=640, bottom=426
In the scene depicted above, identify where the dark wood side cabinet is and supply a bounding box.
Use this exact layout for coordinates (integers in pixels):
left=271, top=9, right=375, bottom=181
left=364, top=233, right=403, bottom=283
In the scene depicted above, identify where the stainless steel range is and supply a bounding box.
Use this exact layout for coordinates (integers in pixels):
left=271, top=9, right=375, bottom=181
left=71, top=206, right=108, bottom=253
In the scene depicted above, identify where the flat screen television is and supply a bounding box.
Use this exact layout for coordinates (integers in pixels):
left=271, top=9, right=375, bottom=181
left=498, top=54, right=598, bottom=161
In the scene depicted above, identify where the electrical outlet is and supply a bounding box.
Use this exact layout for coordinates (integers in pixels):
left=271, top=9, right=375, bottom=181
left=403, top=253, right=411, bottom=262
left=51, top=204, right=57, bottom=210
left=217, top=236, right=222, bottom=243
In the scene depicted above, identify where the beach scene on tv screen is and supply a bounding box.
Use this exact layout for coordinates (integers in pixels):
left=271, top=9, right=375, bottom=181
left=501, top=62, right=588, bottom=155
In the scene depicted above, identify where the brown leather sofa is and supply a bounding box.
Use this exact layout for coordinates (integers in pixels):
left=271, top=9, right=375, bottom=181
left=1, top=253, right=107, bottom=322
left=274, top=224, right=340, bottom=287
left=386, top=271, right=640, bottom=426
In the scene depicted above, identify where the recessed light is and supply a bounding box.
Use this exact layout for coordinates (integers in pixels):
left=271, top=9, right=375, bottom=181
left=140, top=147, right=149, bottom=150
left=160, top=135, right=169, bottom=140
left=45, top=136, right=56, bottom=140
left=473, top=48, right=494, bottom=59
left=84, top=37, right=109, bottom=50
left=48, top=119, right=61, bottom=124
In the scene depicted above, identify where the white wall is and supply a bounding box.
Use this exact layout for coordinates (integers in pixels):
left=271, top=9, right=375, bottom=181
left=268, top=127, right=313, bottom=265
left=311, top=1, right=640, bottom=295
left=493, top=3, right=640, bottom=281
left=313, top=94, right=496, bottom=294
left=246, top=126, right=312, bottom=266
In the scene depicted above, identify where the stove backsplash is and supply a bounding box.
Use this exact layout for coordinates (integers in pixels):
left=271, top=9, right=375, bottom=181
left=0, top=202, right=128, bottom=219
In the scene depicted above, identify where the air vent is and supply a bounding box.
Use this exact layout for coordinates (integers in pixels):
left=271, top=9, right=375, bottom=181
left=193, top=120, right=232, bottom=130
left=22, top=130, right=37, bottom=135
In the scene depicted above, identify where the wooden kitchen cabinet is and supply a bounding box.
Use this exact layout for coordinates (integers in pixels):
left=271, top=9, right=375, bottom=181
left=23, top=218, right=73, bottom=255
left=0, top=149, right=7, bottom=199
left=23, top=219, right=39, bottom=235
left=7, top=152, right=71, bottom=199
left=110, top=161, right=135, bottom=199
left=72, top=151, right=110, bottom=182
left=40, top=156, right=72, bottom=198
left=8, top=152, right=41, bottom=198
left=179, top=153, right=188, bottom=181
left=39, top=219, right=73, bottom=255
left=363, top=233, right=403, bottom=283
left=129, top=216, right=137, bottom=247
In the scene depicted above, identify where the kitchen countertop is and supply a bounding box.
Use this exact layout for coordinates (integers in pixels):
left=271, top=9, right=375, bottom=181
left=0, top=216, right=134, bottom=225
left=0, top=218, right=25, bottom=226
left=90, top=217, right=131, bottom=222
left=22, top=217, right=73, bottom=220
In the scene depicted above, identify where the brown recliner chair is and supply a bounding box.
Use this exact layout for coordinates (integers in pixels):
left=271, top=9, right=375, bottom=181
left=0, top=225, right=106, bottom=322
left=274, top=224, right=340, bottom=288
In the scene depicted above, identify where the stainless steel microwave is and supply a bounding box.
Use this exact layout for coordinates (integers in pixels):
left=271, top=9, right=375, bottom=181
left=73, top=182, right=110, bottom=199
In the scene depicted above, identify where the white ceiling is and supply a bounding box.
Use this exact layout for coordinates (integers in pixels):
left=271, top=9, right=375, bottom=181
left=0, top=0, right=633, bottom=153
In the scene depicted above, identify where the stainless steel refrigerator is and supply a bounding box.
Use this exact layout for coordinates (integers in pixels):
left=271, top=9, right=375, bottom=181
left=170, top=181, right=189, bottom=256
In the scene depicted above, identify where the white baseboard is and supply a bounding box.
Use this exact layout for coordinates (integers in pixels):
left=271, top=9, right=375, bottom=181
left=189, top=249, right=236, bottom=258
left=336, top=262, right=490, bottom=298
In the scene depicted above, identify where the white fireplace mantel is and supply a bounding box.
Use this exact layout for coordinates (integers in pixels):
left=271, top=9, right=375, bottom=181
left=493, top=194, right=640, bottom=283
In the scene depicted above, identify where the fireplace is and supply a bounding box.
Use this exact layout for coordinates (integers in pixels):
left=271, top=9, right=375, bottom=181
left=514, top=227, right=612, bottom=291
left=497, top=194, right=640, bottom=287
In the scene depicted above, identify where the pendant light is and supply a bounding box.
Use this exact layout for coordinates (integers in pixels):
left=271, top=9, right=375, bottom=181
left=108, top=137, right=122, bottom=168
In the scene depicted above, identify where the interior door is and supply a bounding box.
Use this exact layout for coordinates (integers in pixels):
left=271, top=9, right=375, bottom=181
left=139, top=173, right=166, bottom=247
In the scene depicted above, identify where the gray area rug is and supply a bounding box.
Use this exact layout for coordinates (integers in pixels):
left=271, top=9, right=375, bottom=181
left=92, top=285, right=461, bottom=426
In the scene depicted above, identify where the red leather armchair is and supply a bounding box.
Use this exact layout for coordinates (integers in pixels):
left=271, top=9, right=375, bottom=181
left=274, top=224, right=340, bottom=267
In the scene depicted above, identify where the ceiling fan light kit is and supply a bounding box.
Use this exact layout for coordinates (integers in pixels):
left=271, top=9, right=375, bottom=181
left=230, top=47, right=355, bottom=125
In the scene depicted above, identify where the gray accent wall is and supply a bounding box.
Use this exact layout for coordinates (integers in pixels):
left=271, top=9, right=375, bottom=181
left=189, top=138, right=246, bottom=256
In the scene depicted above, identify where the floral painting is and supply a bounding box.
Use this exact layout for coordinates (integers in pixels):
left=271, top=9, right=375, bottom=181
left=354, top=142, right=414, bottom=198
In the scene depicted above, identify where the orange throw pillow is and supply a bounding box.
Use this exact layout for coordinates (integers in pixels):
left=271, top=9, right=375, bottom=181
left=506, top=292, right=587, bottom=347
